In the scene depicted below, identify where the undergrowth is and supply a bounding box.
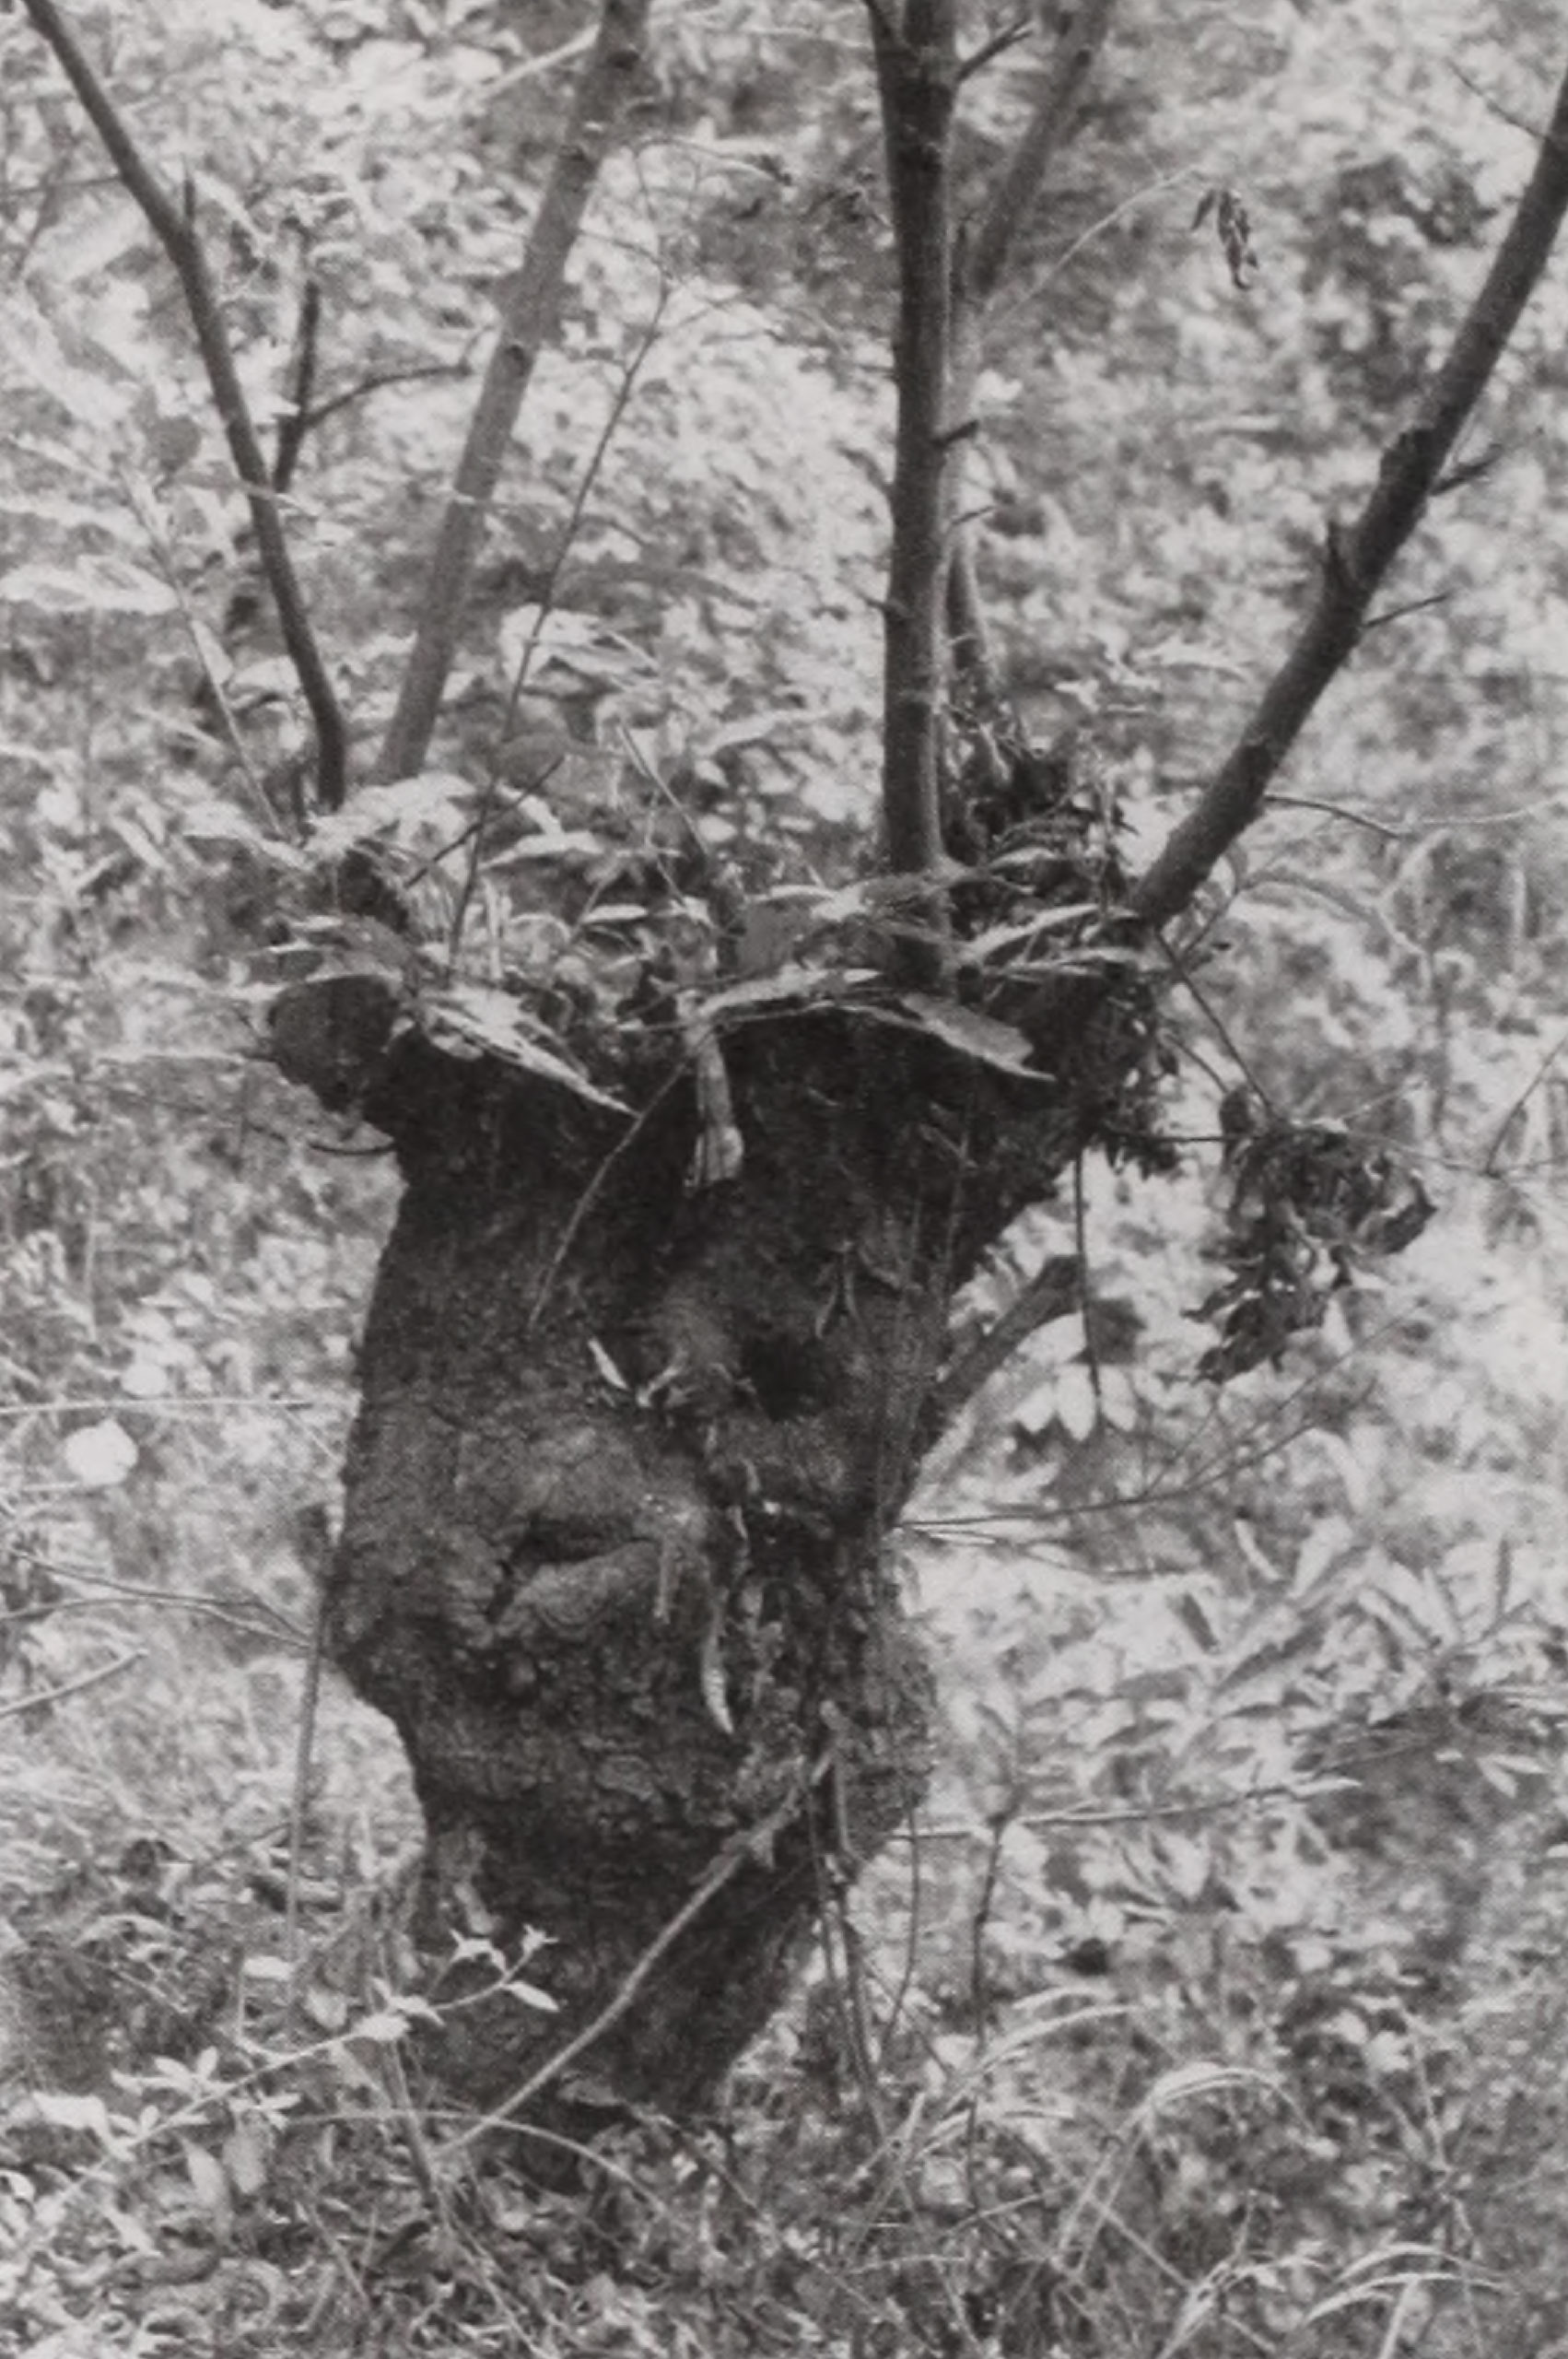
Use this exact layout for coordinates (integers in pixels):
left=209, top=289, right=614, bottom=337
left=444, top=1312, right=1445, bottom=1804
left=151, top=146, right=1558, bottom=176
left=3, top=1451, right=1566, bottom=2359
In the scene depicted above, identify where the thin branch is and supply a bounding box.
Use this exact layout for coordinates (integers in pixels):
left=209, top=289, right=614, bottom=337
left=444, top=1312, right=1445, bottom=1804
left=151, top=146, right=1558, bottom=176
left=1130, top=54, right=1568, bottom=930
left=1150, top=929, right=1271, bottom=1106
left=438, top=1752, right=835, bottom=2154
left=271, top=276, right=322, bottom=497
left=1267, top=792, right=1407, bottom=840
left=945, top=516, right=1000, bottom=707
left=1482, top=1017, right=1568, bottom=1174
left=957, top=16, right=1032, bottom=85
left=279, top=1651, right=328, bottom=1972
left=0, top=1648, right=144, bottom=1721
left=303, top=356, right=473, bottom=436
left=474, top=25, right=597, bottom=102
left=915, top=1766, right=1344, bottom=1841
left=125, top=475, right=275, bottom=827
left=966, top=0, right=1117, bottom=309
left=377, top=0, right=653, bottom=786
left=18, top=0, right=349, bottom=810
left=869, top=0, right=961, bottom=969
left=944, top=0, right=1117, bottom=701
left=1447, top=57, right=1546, bottom=146
left=444, top=288, right=668, bottom=977
left=930, top=1250, right=1081, bottom=1430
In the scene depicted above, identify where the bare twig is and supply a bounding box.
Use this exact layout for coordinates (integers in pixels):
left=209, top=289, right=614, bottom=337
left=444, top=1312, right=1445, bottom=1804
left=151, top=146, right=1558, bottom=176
left=18, top=0, right=349, bottom=809
left=285, top=1585, right=329, bottom=1995
left=946, top=0, right=1117, bottom=699
left=1267, top=792, right=1407, bottom=840
left=0, top=1647, right=144, bottom=1720
left=957, top=15, right=1033, bottom=85
left=444, top=288, right=668, bottom=977
left=127, top=476, right=276, bottom=826
left=475, top=25, right=597, bottom=103
left=1130, top=54, right=1568, bottom=928
left=914, top=1768, right=1356, bottom=1842
left=930, top=1250, right=1081, bottom=1429
left=968, top=1806, right=1010, bottom=2035
left=1150, top=931, right=1271, bottom=1106
left=378, top=0, right=653, bottom=785
left=271, top=276, right=322, bottom=497
left=1447, top=57, right=1546, bottom=145
left=945, top=528, right=1000, bottom=707
left=966, top=0, right=1117, bottom=310
left=438, top=1752, right=835, bottom=2153
left=302, top=356, right=473, bottom=436
left=1482, top=1017, right=1568, bottom=1173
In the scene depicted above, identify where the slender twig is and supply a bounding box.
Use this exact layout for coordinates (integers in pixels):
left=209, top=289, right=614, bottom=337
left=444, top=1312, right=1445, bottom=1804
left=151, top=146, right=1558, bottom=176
left=1482, top=1017, right=1568, bottom=1173
left=1447, top=57, right=1546, bottom=144
left=968, top=1806, right=1010, bottom=2036
left=945, top=530, right=1000, bottom=706
left=945, top=0, right=1117, bottom=699
left=878, top=1798, right=925, bottom=2073
left=0, top=1578, right=304, bottom=1649
left=1362, top=588, right=1452, bottom=634
left=437, top=1752, right=835, bottom=2154
left=912, top=1340, right=1391, bottom=1537
left=930, top=1251, right=1081, bottom=1429
left=957, top=16, right=1032, bottom=85
left=474, top=25, right=597, bottom=101
left=1268, top=792, right=1407, bottom=839
left=284, top=1587, right=328, bottom=2000
left=271, top=276, right=322, bottom=496
left=18, top=0, right=348, bottom=808
left=1149, top=930, right=1272, bottom=1106
left=123, top=474, right=276, bottom=826
left=303, top=356, right=474, bottom=437
left=378, top=0, right=653, bottom=785
left=914, top=1770, right=1357, bottom=1841
left=444, top=287, right=668, bottom=977
left=0, top=1647, right=144, bottom=1720
left=1071, top=1150, right=1101, bottom=1413
left=1030, top=158, right=1200, bottom=299
left=966, top=0, right=1117, bottom=309
left=0, top=1389, right=342, bottom=1420
left=381, top=2040, right=457, bottom=2245
left=1131, top=53, right=1568, bottom=927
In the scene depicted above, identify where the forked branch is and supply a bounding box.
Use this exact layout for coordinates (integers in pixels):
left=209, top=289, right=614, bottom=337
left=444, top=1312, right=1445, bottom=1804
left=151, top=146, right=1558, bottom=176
left=19, top=0, right=349, bottom=811
left=377, top=0, right=652, bottom=785
left=1129, top=53, right=1568, bottom=930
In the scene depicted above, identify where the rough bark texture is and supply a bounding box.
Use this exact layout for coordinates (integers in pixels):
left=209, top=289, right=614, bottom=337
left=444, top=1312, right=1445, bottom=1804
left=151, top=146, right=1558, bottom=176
left=309, top=987, right=1097, bottom=2135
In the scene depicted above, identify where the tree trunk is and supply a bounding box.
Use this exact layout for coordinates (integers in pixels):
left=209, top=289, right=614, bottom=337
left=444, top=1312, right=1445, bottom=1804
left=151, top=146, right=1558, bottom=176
left=311, top=986, right=1099, bottom=2135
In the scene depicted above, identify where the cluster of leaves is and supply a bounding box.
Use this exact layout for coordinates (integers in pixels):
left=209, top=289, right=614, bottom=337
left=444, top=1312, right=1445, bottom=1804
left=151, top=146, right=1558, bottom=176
left=1194, top=1092, right=1434, bottom=1379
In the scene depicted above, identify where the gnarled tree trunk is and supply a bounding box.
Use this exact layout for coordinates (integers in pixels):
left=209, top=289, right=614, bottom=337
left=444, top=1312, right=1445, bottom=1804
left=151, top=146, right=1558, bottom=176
left=313, top=985, right=1103, bottom=2130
